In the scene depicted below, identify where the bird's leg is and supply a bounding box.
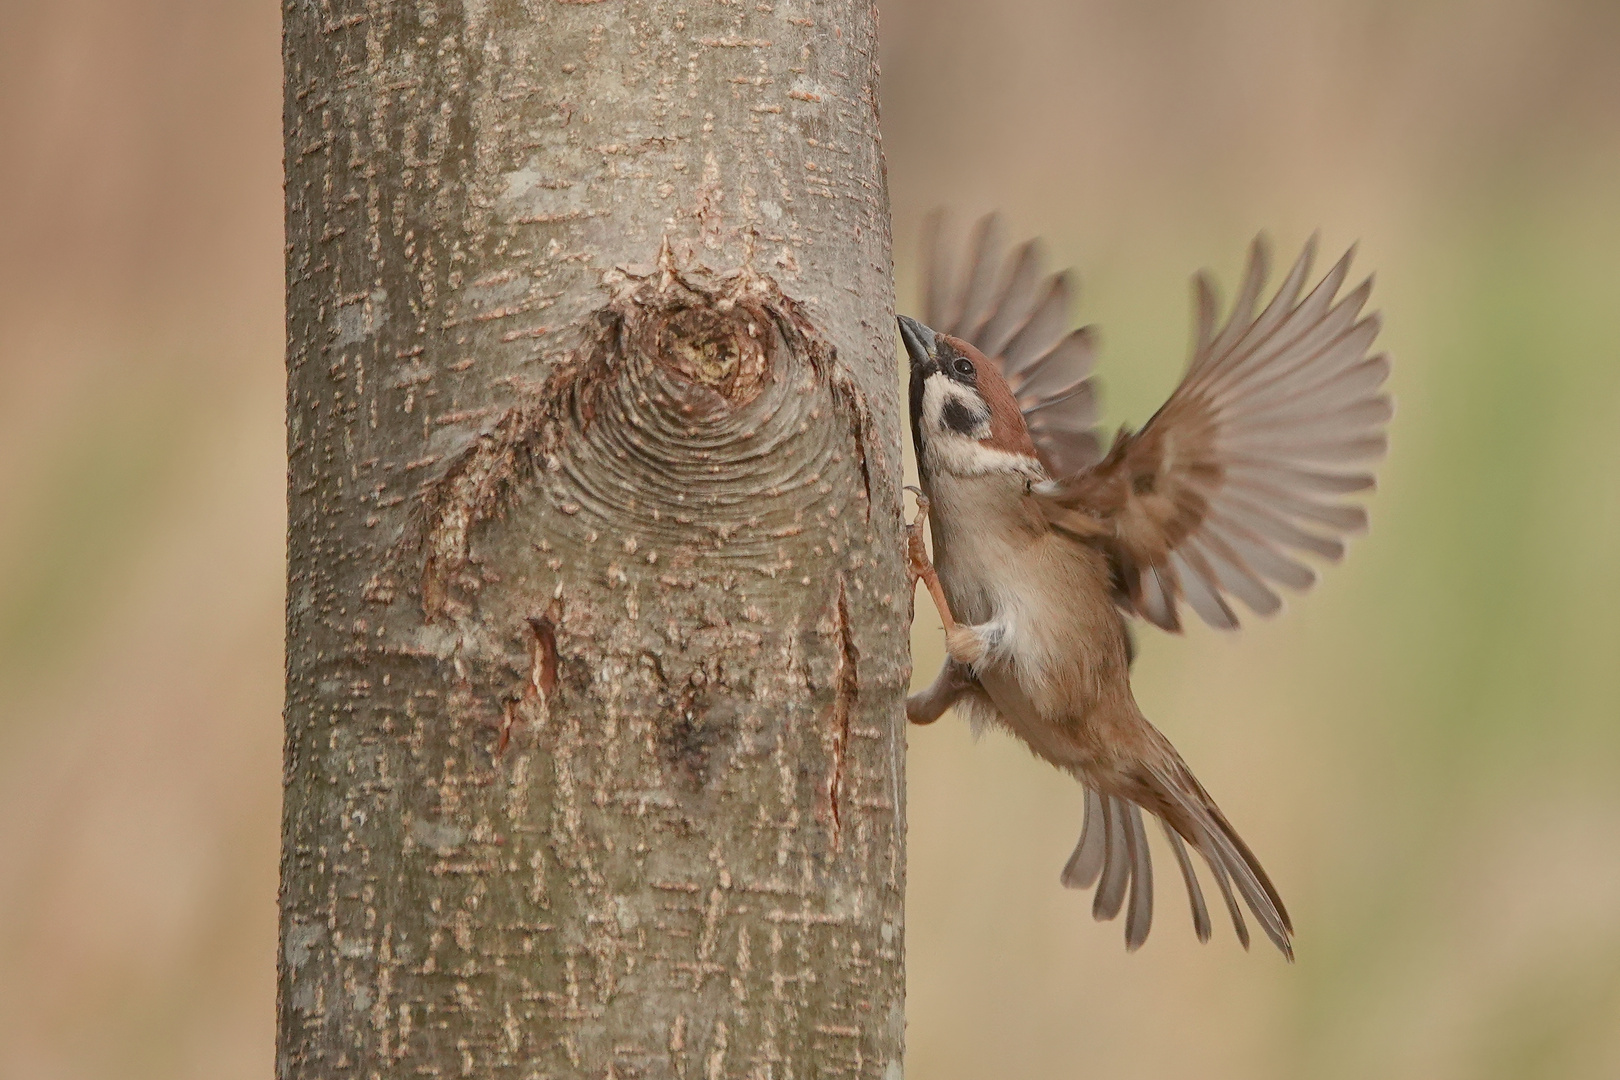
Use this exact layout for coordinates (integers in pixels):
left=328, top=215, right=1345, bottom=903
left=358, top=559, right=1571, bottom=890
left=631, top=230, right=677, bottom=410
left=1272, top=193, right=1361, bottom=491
left=904, top=488, right=953, bottom=628
left=906, top=658, right=978, bottom=725
left=905, top=487, right=991, bottom=668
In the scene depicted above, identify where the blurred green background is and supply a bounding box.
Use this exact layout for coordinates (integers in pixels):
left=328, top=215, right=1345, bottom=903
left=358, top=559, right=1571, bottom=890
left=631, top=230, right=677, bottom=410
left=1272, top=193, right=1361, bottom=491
left=1, top=1, right=1617, bottom=1077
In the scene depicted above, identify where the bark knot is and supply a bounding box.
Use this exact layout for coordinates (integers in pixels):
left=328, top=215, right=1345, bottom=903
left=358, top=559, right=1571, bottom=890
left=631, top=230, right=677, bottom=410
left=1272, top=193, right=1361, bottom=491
left=409, top=254, right=875, bottom=620
left=652, top=307, right=769, bottom=408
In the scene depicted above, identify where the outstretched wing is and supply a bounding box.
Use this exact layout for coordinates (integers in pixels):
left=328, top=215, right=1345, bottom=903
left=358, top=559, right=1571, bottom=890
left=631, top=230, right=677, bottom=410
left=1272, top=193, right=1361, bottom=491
left=922, top=211, right=1104, bottom=476
left=1036, top=234, right=1390, bottom=631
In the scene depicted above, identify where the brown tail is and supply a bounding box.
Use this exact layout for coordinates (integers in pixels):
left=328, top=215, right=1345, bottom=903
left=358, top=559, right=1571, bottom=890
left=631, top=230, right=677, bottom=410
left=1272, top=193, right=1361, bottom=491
left=1061, top=761, right=1293, bottom=959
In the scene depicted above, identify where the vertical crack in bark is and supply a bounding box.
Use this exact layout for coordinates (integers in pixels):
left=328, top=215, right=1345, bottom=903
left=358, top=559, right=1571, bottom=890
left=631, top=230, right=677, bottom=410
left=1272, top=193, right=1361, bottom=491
left=524, top=607, right=560, bottom=700
left=500, top=603, right=561, bottom=755
left=828, top=577, right=858, bottom=850
left=842, top=387, right=877, bottom=525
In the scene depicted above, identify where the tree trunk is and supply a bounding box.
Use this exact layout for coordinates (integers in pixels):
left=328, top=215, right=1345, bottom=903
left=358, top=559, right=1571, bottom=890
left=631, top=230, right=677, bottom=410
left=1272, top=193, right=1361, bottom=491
left=280, top=3, right=905, bottom=1078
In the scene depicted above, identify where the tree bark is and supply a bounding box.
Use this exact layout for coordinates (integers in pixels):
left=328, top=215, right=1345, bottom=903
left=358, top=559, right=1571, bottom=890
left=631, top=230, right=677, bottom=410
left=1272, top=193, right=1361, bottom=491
left=280, top=3, right=905, bottom=1078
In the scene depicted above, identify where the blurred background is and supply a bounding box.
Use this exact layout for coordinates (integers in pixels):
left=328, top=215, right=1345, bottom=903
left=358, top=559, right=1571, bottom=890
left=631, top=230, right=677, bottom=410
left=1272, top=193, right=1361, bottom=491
left=1, top=0, right=1617, bottom=1077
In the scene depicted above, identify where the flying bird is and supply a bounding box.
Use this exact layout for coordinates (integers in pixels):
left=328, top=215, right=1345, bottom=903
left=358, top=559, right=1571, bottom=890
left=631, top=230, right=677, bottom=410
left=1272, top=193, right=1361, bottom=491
left=901, top=213, right=1391, bottom=958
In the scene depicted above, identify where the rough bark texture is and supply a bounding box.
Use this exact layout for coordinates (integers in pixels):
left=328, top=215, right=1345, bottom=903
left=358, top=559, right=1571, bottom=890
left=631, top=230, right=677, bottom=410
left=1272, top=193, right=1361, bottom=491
left=280, top=3, right=905, bottom=1078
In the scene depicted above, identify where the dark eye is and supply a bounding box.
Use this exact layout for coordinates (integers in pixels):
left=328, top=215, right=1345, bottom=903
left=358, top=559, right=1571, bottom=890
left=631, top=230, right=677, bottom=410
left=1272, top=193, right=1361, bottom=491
left=951, top=356, right=975, bottom=378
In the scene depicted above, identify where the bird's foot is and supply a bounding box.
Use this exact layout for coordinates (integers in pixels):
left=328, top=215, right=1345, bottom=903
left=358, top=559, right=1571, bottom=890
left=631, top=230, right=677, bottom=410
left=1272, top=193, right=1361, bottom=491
left=903, top=485, right=933, bottom=590
left=905, top=693, right=944, bottom=725
left=906, top=658, right=978, bottom=725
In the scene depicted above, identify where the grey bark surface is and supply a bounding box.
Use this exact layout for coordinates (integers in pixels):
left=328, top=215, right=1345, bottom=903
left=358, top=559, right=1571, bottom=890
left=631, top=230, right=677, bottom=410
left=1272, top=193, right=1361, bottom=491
left=280, top=3, right=906, bottom=1078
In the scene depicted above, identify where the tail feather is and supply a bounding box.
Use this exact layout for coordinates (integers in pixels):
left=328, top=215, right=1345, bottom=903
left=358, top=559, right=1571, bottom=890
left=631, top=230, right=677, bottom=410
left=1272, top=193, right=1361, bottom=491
left=1208, top=803, right=1294, bottom=935
left=1060, top=765, right=1293, bottom=960
left=1198, top=824, right=1252, bottom=950
left=1151, top=765, right=1293, bottom=958
left=1160, top=820, right=1212, bottom=943
left=1062, top=788, right=1107, bottom=889
left=1123, top=802, right=1154, bottom=951
left=1093, top=796, right=1131, bottom=921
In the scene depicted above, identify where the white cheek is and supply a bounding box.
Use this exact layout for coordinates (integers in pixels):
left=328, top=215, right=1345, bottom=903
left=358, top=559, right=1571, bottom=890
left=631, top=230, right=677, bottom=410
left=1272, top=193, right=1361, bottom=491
left=919, top=373, right=1048, bottom=478
left=921, top=376, right=992, bottom=474
left=921, top=376, right=991, bottom=440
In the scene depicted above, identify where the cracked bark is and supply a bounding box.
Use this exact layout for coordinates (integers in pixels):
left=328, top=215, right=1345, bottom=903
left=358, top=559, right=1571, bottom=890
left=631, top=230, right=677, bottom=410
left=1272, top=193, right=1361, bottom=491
left=280, top=3, right=905, bottom=1078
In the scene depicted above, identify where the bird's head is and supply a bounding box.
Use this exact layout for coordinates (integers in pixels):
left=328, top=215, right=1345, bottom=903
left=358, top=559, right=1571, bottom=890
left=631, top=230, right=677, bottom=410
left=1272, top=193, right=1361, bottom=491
left=899, top=314, right=1042, bottom=479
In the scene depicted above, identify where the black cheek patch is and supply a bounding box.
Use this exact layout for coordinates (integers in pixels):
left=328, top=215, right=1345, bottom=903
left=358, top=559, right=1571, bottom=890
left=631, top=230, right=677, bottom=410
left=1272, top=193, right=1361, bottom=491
left=941, top=396, right=987, bottom=437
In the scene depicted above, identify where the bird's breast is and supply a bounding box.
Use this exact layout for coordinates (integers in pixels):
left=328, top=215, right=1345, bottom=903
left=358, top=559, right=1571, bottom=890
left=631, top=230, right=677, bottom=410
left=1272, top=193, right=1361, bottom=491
left=927, top=473, right=1045, bottom=622
left=926, top=470, right=1129, bottom=733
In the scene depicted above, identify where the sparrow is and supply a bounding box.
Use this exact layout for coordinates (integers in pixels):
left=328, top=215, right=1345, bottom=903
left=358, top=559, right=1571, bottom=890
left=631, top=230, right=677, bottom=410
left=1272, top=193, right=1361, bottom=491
left=901, top=213, right=1391, bottom=958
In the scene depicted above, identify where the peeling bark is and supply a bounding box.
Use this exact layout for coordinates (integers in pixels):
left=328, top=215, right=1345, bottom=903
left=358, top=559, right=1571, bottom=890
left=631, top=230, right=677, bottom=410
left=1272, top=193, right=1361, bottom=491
left=280, top=3, right=905, bottom=1078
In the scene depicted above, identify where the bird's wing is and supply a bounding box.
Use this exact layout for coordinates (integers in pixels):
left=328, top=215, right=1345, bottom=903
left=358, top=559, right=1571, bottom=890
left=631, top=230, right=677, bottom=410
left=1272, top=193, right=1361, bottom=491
left=1035, top=234, right=1390, bottom=631
left=922, top=211, right=1104, bottom=476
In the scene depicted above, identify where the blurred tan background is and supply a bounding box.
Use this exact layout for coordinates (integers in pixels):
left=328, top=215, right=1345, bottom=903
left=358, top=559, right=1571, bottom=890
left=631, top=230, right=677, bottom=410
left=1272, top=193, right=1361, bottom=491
left=2, top=1, right=1617, bottom=1077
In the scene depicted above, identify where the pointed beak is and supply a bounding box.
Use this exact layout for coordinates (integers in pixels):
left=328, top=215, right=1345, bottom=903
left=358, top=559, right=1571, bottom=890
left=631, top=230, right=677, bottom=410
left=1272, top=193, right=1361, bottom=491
left=897, top=315, right=938, bottom=371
